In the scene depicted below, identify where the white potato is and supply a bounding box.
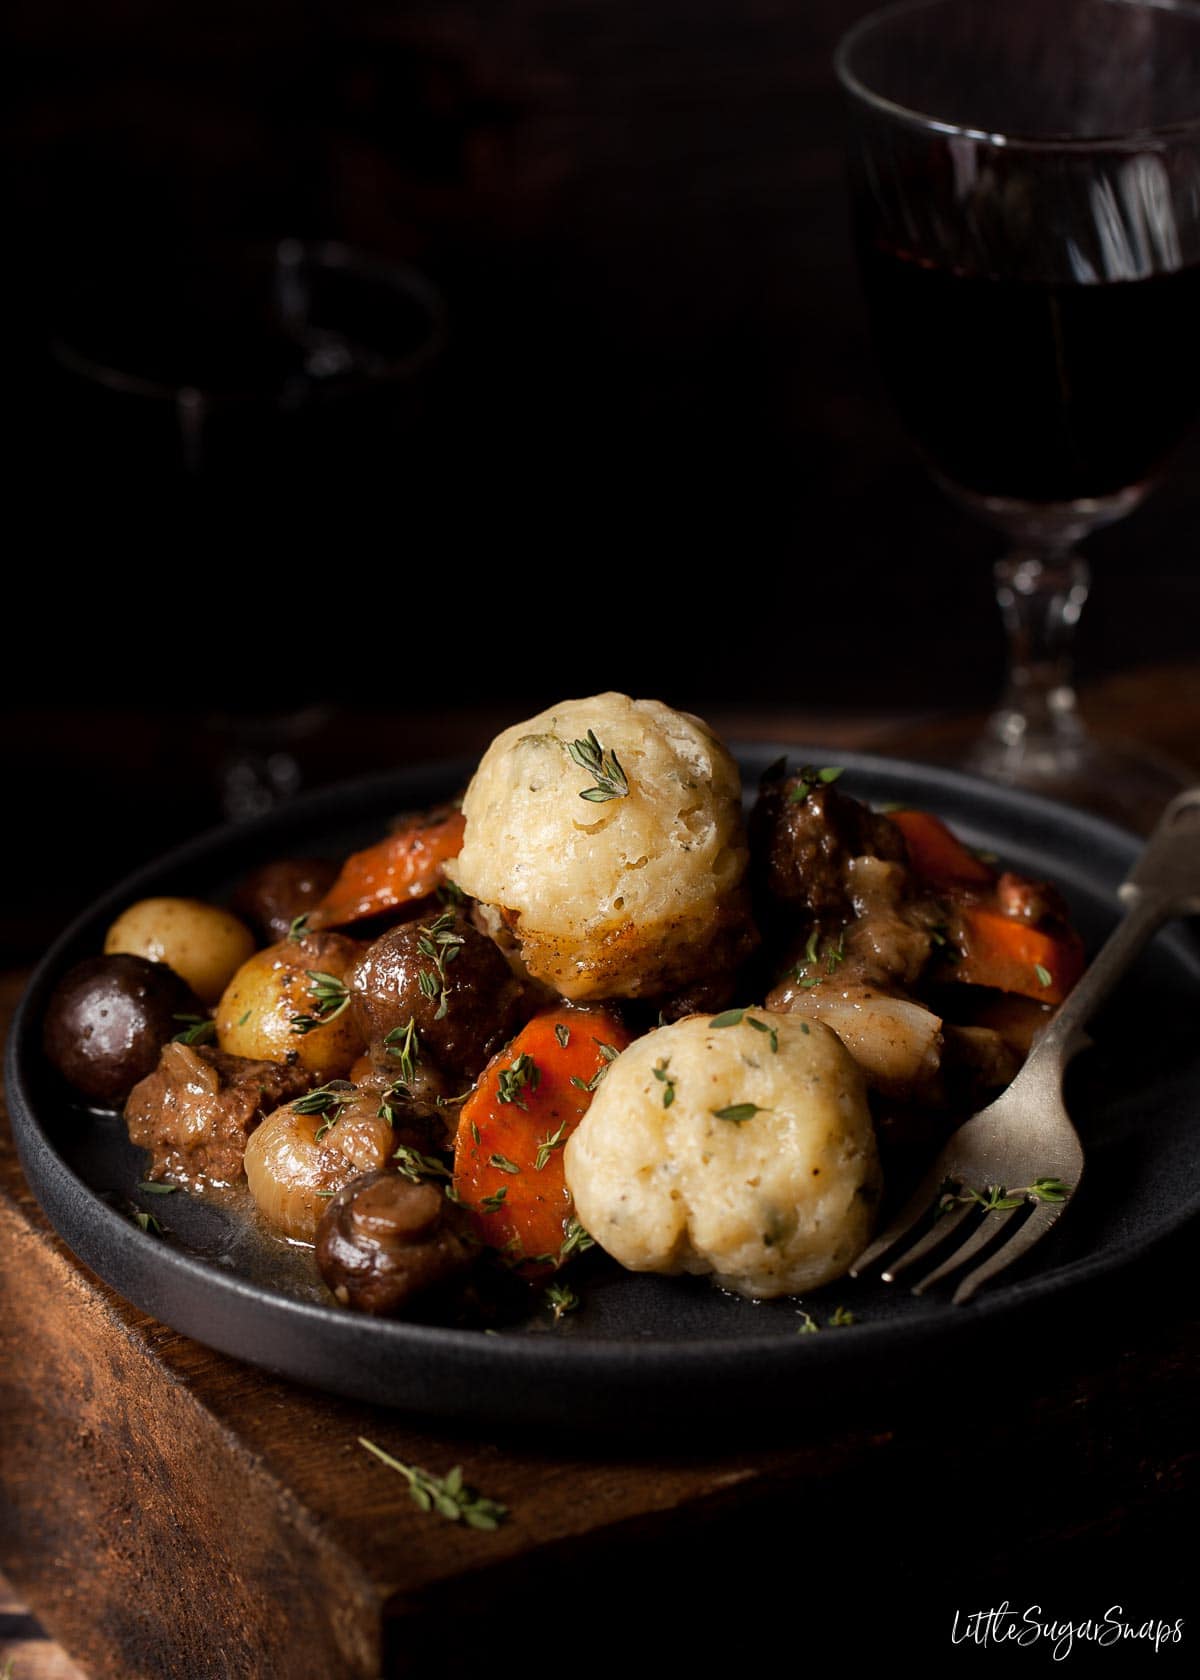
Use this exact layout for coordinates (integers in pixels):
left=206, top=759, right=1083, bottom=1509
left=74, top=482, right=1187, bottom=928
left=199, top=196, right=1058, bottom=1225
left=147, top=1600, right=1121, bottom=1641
left=105, top=897, right=256, bottom=1006
left=448, top=693, right=752, bottom=999
left=564, top=1011, right=880, bottom=1298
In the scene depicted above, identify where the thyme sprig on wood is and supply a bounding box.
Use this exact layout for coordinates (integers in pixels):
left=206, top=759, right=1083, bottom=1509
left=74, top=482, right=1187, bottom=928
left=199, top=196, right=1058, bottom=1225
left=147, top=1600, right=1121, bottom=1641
left=358, top=1437, right=508, bottom=1530
left=567, top=729, right=630, bottom=803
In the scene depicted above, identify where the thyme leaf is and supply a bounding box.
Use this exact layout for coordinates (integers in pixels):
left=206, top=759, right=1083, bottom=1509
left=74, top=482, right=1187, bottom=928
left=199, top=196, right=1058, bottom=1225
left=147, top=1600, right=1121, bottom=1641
left=566, top=729, right=630, bottom=802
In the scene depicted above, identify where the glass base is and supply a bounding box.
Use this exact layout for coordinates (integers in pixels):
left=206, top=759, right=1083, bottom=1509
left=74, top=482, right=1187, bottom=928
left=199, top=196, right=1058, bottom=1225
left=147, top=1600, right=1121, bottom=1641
left=964, top=727, right=1192, bottom=833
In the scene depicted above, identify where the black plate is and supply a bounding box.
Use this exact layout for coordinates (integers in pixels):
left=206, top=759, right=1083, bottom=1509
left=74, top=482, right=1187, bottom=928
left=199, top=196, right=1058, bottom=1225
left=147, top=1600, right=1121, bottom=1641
left=6, top=749, right=1200, bottom=1431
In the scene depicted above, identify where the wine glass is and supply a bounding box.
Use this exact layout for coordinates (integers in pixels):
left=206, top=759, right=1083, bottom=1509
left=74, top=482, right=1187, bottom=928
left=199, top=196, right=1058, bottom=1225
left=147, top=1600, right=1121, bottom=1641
left=50, top=238, right=447, bottom=487
left=837, top=0, right=1200, bottom=819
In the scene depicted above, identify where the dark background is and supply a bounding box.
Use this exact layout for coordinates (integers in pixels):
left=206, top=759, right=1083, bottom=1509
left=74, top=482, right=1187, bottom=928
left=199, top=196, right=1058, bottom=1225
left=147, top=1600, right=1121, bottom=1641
left=1, top=4, right=1196, bottom=1656
left=2, top=0, right=1196, bottom=936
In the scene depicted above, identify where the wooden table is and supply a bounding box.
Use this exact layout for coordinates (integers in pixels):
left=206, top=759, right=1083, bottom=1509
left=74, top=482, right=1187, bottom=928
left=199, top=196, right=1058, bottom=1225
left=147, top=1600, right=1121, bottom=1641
left=3, top=668, right=1198, bottom=1678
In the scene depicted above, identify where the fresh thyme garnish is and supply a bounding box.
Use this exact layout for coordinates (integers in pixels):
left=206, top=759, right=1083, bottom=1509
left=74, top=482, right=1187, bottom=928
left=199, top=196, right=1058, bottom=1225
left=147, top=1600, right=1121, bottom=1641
left=416, top=912, right=466, bottom=1021
left=746, top=1015, right=779, bottom=1053
left=793, top=927, right=844, bottom=988
left=290, top=970, right=351, bottom=1035
left=652, top=1058, right=676, bottom=1108
left=567, top=729, right=630, bottom=803
left=238, top=1009, right=252, bottom=1026
left=497, top=1052, right=541, bottom=1110
left=294, top=1080, right=356, bottom=1139
left=444, top=1182, right=465, bottom=1205
left=133, top=1210, right=164, bottom=1235
left=288, top=913, right=310, bottom=941
left=545, top=1282, right=580, bottom=1322
left=938, top=1176, right=1070, bottom=1215
left=570, top=1041, right=620, bottom=1093
left=172, top=1013, right=216, bottom=1045
left=136, top=1181, right=179, bottom=1195
left=1035, top=963, right=1053, bottom=988
left=470, top=1121, right=481, bottom=1146
left=711, top=1103, right=769, bottom=1124
left=480, top=1186, right=508, bottom=1214
left=709, top=1008, right=778, bottom=1052
left=488, top=1152, right=521, bottom=1175
left=558, top=1216, right=595, bottom=1263
left=797, top=1306, right=855, bottom=1332
left=376, top=1078, right=412, bottom=1126
left=358, top=1437, right=508, bottom=1530
left=555, top=1022, right=571, bottom=1049
left=384, top=1018, right=421, bottom=1086
left=437, top=879, right=467, bottom=908
left=393, top=1144, right=452, bottom=1183
left=534, top=1120, right=569, bottom=1171
left=787, top=765, right=845, bottom=804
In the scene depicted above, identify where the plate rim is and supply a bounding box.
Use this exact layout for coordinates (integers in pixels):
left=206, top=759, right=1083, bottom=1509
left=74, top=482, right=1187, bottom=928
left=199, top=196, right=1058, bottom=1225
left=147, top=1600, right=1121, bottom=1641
left=6, top=747, right=1199, bottom=1406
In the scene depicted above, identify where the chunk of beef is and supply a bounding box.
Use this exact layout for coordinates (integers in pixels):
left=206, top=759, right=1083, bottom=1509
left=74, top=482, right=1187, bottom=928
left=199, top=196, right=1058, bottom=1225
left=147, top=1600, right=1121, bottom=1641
left=125, top=1042, right=312, bottom=1187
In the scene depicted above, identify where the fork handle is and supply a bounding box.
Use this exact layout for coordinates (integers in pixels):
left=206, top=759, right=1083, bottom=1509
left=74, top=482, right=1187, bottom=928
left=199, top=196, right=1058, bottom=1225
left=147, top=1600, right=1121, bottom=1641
left=1028, top=786, right=1200, bottom=1069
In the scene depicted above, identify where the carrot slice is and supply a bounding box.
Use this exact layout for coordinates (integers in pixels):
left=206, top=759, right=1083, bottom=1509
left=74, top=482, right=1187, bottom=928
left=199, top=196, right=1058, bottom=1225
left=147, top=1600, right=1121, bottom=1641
left=888, top=809, right=997, bottom=887
left=452, top=1006, right=632, bottom=1270
left=310, top=807, right=465, bottom=929
left=953, top=906, right=1084, bottom=1005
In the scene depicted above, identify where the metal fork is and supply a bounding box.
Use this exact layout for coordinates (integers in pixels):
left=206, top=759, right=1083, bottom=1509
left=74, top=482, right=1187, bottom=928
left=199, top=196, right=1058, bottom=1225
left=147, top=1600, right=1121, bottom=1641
left=850, top=786, right=1200, bottom=1304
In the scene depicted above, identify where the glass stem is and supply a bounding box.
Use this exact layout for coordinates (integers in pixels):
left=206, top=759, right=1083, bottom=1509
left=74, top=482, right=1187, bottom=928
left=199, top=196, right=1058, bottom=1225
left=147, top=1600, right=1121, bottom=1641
left=981, top=547, right=1091, bottom=776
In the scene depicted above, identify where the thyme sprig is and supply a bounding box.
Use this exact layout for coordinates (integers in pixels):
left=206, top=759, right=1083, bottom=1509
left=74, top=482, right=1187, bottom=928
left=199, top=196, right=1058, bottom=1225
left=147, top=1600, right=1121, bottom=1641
left=545, top=1282, right=580, bottom=1323
left=393, top=1144, right=452, bottom=1184
left=172, top=1013, right=216, bottom=1045
left=938, top=1176, right=1070, bottom=1216
left=534, top=1120, right=569, bottom=1171
left=567, top=729, right=630, bottom=803
left=652, top=1058, right=676, bottom=1108
left=358, top=1437, right=507, bottom=1530
left=290, top=970, right=351, bottom=1035
left=497, top=1052, right=541, bottom=1110
left=558, top=1216, right=595, bottom=1264
left=711, top=1103, right=770, bottom=1124
left=570, top=1041, right=620, bottom=1094
left=710, top=1007, right=778, bottom=1052
left=293, top=1080, right=356, bottom=1139
left=384, top=1017, right=421, bottom=1086
left=787, top=765, right=845, bottom=804
left=416, top=912, right=465, bottom=1021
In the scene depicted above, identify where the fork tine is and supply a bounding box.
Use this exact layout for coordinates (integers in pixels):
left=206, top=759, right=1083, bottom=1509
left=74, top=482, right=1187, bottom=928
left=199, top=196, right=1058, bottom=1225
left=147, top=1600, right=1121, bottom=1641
left=848, top=1171, right=947, bottom=1276
left=881, top=1200, right=976, bottom=1281
left=910, top=1205, right=1024, bottom=1295
left=950, top=1201, right=1065, bottom=1304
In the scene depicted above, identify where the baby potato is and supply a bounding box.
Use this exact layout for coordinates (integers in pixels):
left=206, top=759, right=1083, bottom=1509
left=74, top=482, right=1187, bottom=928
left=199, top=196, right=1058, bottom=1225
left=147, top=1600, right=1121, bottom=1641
left=215, top=931, right=365, bottom=1081
left=105, top=897, right=256, bottom=1006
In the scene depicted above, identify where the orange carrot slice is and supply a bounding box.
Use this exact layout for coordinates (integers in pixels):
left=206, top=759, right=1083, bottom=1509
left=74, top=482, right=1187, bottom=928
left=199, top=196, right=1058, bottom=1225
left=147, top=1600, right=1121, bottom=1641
left=953, top=906, right=1084, bottom=1005
left=452, top=1006, right=632, bottom=1270
left=310, top=807, right=465, bottom=929
left=889, top=809, right=997, bottom=887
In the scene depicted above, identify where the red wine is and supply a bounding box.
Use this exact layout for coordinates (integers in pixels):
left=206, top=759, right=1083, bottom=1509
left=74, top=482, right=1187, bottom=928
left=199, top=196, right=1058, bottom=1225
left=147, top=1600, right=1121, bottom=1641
left=859, top=241, right=1200, bottom=504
